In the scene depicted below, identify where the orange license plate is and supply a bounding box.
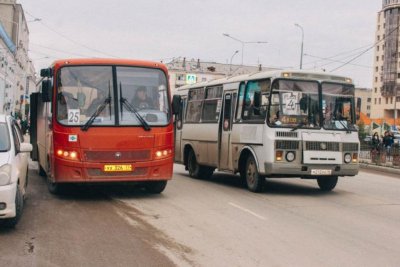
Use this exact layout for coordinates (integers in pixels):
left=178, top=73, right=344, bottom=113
left=103, top=164, right=133, bottom=172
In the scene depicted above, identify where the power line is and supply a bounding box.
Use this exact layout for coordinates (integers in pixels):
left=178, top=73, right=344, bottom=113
left=31, top=43, right=94, bottom=58
left=330, top=23, right=400, bottom=72
left=304, top=53, right=373, bottom=69
left=24, top=10, right=119, bottom=58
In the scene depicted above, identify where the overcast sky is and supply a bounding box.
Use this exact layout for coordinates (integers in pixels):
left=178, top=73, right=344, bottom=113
left=19, top=0, right=382, bottom=88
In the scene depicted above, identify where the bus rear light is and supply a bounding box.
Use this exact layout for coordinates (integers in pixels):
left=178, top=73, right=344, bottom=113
left=276, top=151, right=283, bottom=161
left=155, top=149, right=172, bottom=159
left=56, top=149, right=79, bottom=161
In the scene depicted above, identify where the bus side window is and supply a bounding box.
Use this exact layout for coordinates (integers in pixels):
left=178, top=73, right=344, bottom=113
left=236, top=82, right=246, bottom=121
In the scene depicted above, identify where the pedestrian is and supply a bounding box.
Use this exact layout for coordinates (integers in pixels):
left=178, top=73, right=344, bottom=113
left=383, top=131, right=394, bottom=156
left=371, top=132, right=380, bottom=150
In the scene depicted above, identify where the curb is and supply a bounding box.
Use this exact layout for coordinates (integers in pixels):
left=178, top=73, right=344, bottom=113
left=360, top=163, right=400, bottom=176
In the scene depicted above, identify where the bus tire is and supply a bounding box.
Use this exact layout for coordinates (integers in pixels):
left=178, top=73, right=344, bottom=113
left=47, top=178, right=64, bottom=195
left=317, top=176, right=338, bottom=191
left=188, top=149, right=201, bottom=178
left=244, top=155, right=264, bottom=193
left=145, top=181, right=167, bottom=194
left=1, top=186, right=24, bottom=228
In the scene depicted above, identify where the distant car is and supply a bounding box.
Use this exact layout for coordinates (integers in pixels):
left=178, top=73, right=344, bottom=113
left=0, top=114, right=32, bottom=228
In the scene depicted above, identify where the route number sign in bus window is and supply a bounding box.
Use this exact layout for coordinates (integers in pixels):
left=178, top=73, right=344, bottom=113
left=68, top=109, right=80, bottom=125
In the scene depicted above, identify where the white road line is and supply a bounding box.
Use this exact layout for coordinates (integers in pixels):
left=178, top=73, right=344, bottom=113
left=228, top=202, right=267, bottom=221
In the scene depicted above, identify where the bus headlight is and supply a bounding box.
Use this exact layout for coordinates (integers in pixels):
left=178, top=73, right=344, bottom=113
left=56, top=149, right=79, bottom=161
left=0, top=164, right=12, bottom=186
left=155, top=149, right=172, bottom=159
left=344, top=153, right=352, bottom=164
left=286, top=151, right=296, bottom=162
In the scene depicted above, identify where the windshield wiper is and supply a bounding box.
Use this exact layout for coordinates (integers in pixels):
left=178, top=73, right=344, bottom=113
left=335, top=119, right=352, bottom=133
left=120, top=97, right=151, bottom=131
left=81, top=97, right=111, bottom=131
left=291, top=121, right=306, bottom=132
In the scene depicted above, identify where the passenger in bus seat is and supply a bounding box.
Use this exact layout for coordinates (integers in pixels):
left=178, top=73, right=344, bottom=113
left=131, top=86, right=153, bottom=109
left=86, top=90, right=107, bottom=115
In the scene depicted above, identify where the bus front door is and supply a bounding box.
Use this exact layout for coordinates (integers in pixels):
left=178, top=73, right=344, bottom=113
left=219, top=93, right=233, bottom=170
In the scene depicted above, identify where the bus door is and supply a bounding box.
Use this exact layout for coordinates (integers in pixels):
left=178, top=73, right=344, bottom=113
left=219, top=92, right=234, bottom=170
left=174, top=97, right=186, bottom=163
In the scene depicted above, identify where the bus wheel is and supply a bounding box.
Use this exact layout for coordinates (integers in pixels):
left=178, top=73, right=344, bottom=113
left=244, top=155, right=264, bottom=193
left=188, top=149, right=200, bottom=178
left=47, top=178, right=63, bottom=195
left=317, top=176, right=338, bottom=191
left=145, top=181, right=167, bottom=194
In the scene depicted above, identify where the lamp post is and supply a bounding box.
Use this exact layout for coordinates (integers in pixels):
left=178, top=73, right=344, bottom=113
left=223, top=33, right=268, bottom=65
left=229, top=50, right=239, bottom=75
left=294, top=23, right=304, bottom=69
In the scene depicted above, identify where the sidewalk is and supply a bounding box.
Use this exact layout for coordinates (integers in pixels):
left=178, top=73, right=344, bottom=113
left=360, top=160, right=400, bottom=176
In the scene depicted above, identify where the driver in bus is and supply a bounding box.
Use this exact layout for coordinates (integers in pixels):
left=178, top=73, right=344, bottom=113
left=131, top=86, right=153, bottom=109
left=86, top=90, right=107, bottom=115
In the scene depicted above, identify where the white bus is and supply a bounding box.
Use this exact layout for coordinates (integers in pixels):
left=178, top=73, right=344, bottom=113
left=173, top=70, right=360, bottom=192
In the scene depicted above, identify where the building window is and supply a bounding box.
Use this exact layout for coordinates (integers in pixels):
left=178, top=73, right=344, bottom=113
left=377, top=35, right=380, bottom=41
left=386, top=97, right=389, bottom=104
left=382, top=55, right=384, bottom=60
left=367, top=98, right=371, bottom=102
left=377, top=45, right=380, bottom=51
left=375, top=98, right=377, bottom=104
left=391, top=97, right=393, bottom=104
left=367, top=106, right=371, bottom=110
left=397, top=96, right=400, bottom=102
left=374, top=88, right=377, bottom=93
left=379, top=98, right=381, bottom=104
left=376, top=56, right=379, bottom=62
left=375, top=77, right=378, bottom=82
left=376, top=67, right=379, bottom=72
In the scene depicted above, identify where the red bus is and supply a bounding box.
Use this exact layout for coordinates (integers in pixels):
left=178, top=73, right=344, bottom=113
left=30, top=59, right=178, bottom=194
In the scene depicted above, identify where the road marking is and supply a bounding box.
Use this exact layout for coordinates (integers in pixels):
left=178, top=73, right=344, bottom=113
left=228, top=202, right=267, bottom=221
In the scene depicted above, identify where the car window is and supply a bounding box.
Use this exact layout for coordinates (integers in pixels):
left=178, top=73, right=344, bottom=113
left=11, top=124, right=22, bottom=154
left=0, top=123, right=11, bottom=152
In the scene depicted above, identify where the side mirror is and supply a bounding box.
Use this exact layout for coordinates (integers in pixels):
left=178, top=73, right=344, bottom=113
left=41, top=80, right=53, bottom=102
left=19, top=142, right=33, bottom=153
left=172, top=95, right=181, bottom=115
left=356, top=97, right=361, bottom=121
left=40, top=68, right=53, bottom=78
left=253, top=91, right=261, bottom=108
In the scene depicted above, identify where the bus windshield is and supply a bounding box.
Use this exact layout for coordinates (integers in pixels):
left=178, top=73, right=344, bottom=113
left=322, top=83, right=356, bottom=131
left=268, top=80, right=320, bottom=129
left=56, top=66, right=170, bottom=127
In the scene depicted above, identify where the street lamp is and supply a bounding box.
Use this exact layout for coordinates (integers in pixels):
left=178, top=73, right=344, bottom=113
left=229, top=50, right=239, bottom=75
left=294, top=23, right=304, bottom=69
left=223, top=33, right=268, bottom=65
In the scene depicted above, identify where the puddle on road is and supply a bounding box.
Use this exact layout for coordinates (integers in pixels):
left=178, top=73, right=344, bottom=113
left=111, top=199, right=196, bottom=267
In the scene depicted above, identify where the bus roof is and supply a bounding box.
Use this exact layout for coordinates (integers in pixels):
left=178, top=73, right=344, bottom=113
left=176, top=69, right=353, bottom=92
left=50, top=58, right=168, bottom=73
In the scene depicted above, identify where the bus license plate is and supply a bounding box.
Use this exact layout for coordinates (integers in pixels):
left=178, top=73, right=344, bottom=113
left=103, top=164, right=133, bottom=172
left=311, top=169, right=332, bottom=175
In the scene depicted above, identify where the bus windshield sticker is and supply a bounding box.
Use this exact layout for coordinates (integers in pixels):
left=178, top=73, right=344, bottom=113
left=216, top=100, right=222, bottom=113
left=68, top=135, right=78, bottom=142
left=68, top=109, right=80, bottom=125
left=282, top=92, right=301, bottom=115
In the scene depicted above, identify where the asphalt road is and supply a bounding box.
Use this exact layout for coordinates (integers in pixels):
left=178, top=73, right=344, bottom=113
left=1, top=163, right=400, bottom=267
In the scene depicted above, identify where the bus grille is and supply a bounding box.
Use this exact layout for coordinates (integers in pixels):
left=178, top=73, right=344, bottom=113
left=275, top=140, right=300, bottom=150
left=87, top=167, right=148, bottom=177
left=342, top=143, right=359, bottom=151
left=305, top=141, right=340, bottom=151
left=84, top=150, right=151, bottom=162
left=276, top=131, right=298, bottom=138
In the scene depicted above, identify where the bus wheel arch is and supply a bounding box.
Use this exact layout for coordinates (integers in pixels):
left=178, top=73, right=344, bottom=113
left=239, top=148, right=264, bottom=192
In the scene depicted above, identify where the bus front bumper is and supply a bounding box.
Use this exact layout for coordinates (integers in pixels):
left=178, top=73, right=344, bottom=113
left=263, top=162, right=359, bottom=178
